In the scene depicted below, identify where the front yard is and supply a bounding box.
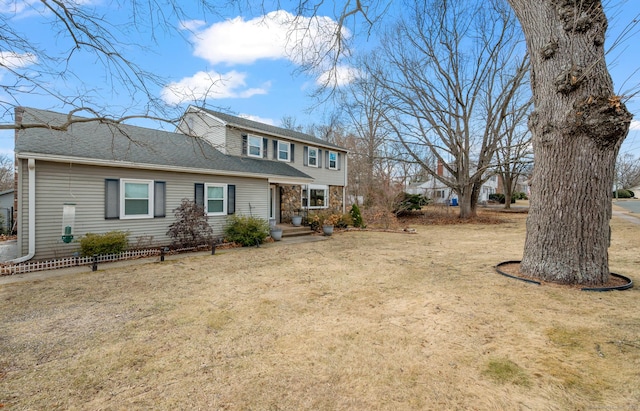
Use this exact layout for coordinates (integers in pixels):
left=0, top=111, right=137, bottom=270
left=1, top=211, right=638, bottom=409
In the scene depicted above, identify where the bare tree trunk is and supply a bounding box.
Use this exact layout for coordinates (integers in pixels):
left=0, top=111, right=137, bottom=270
left=503, top=175, right=513, bottom=210
left=508, top=1, right=631, bottom=284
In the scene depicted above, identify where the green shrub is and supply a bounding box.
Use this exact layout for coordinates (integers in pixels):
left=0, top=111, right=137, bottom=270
left=613, top=189, right=634, bottom=198
left=224, top=215, right=269, bottom=247
left=489, top=193, right=516, bottom=204
left=80, top=231, right=129, bottom=256
left=394, top=192, right=430, bottom=215
left=515, top=192, right=528, bottom=200
left=349, top=204, right=364, bottom=228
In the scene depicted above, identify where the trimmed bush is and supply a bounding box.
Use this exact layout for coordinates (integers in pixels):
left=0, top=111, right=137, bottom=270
left=614, top=189, right=634, bottom=198
left=349, top=204, right=364, bottom=228
left=80, top=231, right=129, bottom=257
left=224, top=215, right=270, bottom=247
left=394, top=192, right=430, bottom=215
left=488, top=193, right=516, bottom=204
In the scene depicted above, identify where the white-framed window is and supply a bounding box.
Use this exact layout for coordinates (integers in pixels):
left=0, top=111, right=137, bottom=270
left=303, top=184, right=329, bottom=209
left=278, top=141, right=290, bottom=162
left=308, top=147, right=318, bottom=167
left=120, top=179, right=154, bottom=219
left=206, top=183, right=227, bottom=215
left=328, top=151, right=338, bottom=170
left=248, top=135, right=262, bottom=158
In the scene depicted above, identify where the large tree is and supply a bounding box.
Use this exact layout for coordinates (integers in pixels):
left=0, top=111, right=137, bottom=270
left=367, top=0, right=529, bottom=218
left=508, top=1, right=632, bottom=285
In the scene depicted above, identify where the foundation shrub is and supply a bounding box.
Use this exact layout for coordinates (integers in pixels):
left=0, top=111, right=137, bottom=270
left=80, top=231, right=129, bottom=257
left=224, top=215, right=269, bottom=246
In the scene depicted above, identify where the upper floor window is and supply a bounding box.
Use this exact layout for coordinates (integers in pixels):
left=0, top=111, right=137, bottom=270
left=278, top=141, right=290, bottom=162
left=248, top=135, right=262, bottom=158
left=308, top=147, right=318, bottom=167
left=328, top=151, right=338, bottom=170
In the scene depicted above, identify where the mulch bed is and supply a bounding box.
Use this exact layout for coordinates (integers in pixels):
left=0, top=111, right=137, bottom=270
left=497, top=262, right=632, bottom=290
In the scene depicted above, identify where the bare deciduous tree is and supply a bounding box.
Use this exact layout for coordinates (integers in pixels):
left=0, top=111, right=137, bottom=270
left=615, top=153, right=640, bottom=191
left=494, top=96, right=533, bottom=209
left=0, top=154, right=14, bottom=192
left=365, top=0, right=529, bottom=218
left=340, top=67, right=394, bottom=207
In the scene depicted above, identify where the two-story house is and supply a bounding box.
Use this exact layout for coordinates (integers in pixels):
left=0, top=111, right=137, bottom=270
left=13, top=106, right=348, bottom=261
left=177, top=106, right=348, bottom=224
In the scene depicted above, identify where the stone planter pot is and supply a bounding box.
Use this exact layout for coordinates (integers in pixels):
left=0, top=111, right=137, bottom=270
left=270, top=228, right=283, bottom=241
left=322, top=225, right=334, bottom=236
left=291, top=215, right=302, bottom=226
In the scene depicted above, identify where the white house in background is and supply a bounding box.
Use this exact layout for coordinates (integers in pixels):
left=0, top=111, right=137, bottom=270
left=405, top=161, right=498, bottom=204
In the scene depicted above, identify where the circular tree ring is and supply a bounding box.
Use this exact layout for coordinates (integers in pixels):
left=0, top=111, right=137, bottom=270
left=495, top=261, right=633, bottom=291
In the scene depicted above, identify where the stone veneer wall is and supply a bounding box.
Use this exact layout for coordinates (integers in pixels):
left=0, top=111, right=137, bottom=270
left=280, top=185, right=302, bottom=223
left=280, top=185, right=344, bottom=223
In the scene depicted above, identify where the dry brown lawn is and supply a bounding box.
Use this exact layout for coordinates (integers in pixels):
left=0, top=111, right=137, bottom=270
left=1, top=210, right=639, bottom=410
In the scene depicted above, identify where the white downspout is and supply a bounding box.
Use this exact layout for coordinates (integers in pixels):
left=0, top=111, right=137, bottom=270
left=12, top=158, right=35, bottom=263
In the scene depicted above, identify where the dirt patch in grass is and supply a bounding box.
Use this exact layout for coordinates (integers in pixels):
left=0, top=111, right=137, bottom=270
left=0, top=213, right=639, bottom=409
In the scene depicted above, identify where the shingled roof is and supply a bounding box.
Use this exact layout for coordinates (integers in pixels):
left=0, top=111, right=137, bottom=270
left=196, top=107, right=346, bottom=151
left=14, top=107, right=312, bottom=181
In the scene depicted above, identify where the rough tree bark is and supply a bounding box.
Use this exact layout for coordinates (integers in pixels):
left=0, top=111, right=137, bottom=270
left=508, top=0, right=632, bottom=284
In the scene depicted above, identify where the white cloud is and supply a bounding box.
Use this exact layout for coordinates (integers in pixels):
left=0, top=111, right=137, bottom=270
left=629, top=120, right=640, bottom=131
left=239, top=114, right=274, bottom=125
left=315, top=64, right=360, bottom=87
left=190, top=10, right=352, bottom=74
left=179, top=19, right=206, bottom=32
left=161, top=70, right=269, bottom=105
left=0, top=51, right=37, bottom=69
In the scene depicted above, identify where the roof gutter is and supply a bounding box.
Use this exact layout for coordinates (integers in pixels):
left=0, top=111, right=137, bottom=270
left=11, top=158, right=35, bottom=263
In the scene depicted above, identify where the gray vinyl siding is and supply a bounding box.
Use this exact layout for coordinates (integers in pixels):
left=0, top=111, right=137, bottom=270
left=226, top=127, right=246, bottom=157
left=17, top=160, right=269, bottom=260
left=290, top=146, right=347, bottom=186
left=179, top=112, right=227, bottom=154
left=226, top=128, right=347, bottom=186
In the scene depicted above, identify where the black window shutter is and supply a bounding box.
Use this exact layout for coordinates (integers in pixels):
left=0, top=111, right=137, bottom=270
left=227, top=184, right=236, bottom=215
left=337, top=153, right=342, bottom=170
left=195, top=183, right=204, bottom=208
left=242, top=134, right=248, bottom=156
left=154, top=181, right=166, bottom=218
left=303, top=146, right=308, bottom=166
left=273, top=140, right=278, bottom=159
left=290, top=144, right=295, bottom=162
left=105, top=179, right=119, bottom=219
left=263, top=138, right=268, bottom=158
left=318, top=149, right=323, bottom=168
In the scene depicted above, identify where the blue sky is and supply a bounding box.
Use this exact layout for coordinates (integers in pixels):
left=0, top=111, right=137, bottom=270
left=1, top=0, right=640, bottom=158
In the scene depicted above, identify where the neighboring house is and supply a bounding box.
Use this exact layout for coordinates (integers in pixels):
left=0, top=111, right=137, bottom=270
left=405, top=161, right=498, bottom=204
left=0, top=189, right=14, bottom=233
left=13, top=107, right=348, bottom=261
